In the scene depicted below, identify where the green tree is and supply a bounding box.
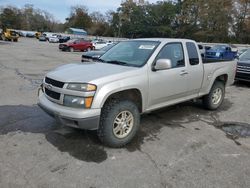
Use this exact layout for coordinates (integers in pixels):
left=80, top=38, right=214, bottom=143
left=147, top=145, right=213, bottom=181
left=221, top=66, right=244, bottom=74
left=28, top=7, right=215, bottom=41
left=65, top=5, right=92, bottom=30
left=0, top=6, right=22, bottom=29
left=232, top=0, right=250, bottom=43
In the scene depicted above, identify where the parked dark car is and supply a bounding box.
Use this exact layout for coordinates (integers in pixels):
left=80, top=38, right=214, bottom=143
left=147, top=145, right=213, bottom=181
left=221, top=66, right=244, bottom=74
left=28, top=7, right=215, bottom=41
left=237, top=48, right=248, bottom=57
left=81, top=43, right=116, bottom=62
left=59, top=36, right=70, bottom=43
left=205, top=45, right=237, bottom=60
left=235, top=48, right=250, bottom=82
left=59, top=39, right=94, bottom=52
left=39, top=35, right=47, bottom=42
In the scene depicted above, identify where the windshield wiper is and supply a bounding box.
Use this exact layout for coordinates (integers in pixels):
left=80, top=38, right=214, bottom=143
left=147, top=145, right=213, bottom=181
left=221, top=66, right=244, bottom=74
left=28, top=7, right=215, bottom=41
left=92, top=57, right=106, bottom=63
left=106, top=60, right=128, bottom=65
left=106, top=60, right=137, bottom=67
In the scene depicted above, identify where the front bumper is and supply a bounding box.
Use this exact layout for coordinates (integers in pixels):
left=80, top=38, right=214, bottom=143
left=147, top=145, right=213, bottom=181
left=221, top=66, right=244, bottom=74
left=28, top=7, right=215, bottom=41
left=38, top=91, right=101, bottom=130
left=235, top=72, right=250, bottom=82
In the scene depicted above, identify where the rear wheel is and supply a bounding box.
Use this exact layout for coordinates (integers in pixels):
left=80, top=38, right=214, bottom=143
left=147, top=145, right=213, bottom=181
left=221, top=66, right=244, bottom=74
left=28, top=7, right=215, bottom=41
left=98, top=100, right=140, bottom=147
left=203, top=81, right=225, bottom=110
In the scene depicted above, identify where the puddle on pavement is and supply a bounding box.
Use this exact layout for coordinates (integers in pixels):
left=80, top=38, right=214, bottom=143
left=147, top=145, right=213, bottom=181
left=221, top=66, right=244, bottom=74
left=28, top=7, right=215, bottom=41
left=219, top=122, right=250, bottom=142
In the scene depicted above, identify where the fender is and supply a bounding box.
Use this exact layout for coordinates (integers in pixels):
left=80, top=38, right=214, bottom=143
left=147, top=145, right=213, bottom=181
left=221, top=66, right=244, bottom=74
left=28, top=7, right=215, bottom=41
left=91, top=75, right=147, bottom=111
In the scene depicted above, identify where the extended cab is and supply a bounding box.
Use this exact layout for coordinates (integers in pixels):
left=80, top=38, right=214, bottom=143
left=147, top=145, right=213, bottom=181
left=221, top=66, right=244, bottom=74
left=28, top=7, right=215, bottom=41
left=38, top=38, right=236, bottom=147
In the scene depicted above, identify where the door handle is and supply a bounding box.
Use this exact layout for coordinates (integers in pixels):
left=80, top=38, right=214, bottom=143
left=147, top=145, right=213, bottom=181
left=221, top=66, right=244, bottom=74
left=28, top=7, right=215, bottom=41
left=180, top=70, right=188, bottom=76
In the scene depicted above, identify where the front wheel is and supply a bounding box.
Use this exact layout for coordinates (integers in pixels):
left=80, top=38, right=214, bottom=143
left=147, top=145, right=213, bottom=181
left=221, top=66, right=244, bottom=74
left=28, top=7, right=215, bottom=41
left=98, top=100, right=140, bottom=147
left=203, top=81, right=225, bottom=110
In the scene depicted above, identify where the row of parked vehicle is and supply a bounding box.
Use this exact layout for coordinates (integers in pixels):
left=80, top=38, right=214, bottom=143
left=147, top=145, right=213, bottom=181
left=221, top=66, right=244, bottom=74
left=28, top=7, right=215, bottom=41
left=38, top=33, right=70, bottom=43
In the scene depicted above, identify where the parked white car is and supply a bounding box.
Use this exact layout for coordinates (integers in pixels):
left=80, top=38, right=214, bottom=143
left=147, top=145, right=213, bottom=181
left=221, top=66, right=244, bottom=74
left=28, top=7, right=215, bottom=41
left=93, top=41, right=112, bottom=50
left=48, top=34, right=61, bottom=43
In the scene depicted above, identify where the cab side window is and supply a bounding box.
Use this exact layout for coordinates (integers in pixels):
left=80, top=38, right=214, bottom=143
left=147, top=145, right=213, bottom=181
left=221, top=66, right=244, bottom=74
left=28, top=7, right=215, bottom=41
left=155, top=43, right=185, bottom=68
left=186, top=42, right=199, bottom=65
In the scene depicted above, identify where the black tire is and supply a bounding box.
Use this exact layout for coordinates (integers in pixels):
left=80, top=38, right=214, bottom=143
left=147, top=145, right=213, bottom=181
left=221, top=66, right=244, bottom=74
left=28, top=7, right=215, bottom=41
left=203, top=81, right=225, bottom=110
left=98, top=99, right=140, bottom=148
left=69, top=47, right=74, bottom=52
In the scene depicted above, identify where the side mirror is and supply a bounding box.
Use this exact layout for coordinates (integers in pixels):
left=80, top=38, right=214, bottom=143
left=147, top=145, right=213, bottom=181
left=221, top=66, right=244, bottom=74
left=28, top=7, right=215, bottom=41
left=153, top=59, right=172, bottom=71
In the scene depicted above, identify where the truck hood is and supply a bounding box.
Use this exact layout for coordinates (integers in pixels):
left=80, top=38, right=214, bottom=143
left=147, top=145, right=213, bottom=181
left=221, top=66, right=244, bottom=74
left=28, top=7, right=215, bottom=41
left=46, top=62, right=137, bottom=83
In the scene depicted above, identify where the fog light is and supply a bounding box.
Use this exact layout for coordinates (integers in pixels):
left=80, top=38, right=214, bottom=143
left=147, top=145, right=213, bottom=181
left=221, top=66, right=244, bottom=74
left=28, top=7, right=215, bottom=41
left=64, top=95, right=85, bottom=108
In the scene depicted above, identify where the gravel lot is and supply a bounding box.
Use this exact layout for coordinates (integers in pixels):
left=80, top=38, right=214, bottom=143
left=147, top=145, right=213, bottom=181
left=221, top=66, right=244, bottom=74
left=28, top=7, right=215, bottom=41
left=0, top=38, right=250, bottom=188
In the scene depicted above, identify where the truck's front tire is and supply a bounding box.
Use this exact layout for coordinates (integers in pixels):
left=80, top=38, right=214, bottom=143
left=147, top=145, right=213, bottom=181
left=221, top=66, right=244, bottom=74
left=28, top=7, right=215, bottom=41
left=98, top=100, right=140, bottom=147
left=203, top=81, right=225, bottom=110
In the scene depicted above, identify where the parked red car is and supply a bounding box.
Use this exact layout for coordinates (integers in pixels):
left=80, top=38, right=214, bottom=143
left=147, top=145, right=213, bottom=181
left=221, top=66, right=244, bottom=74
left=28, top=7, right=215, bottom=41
left=59, top=39, right=94, bottom=52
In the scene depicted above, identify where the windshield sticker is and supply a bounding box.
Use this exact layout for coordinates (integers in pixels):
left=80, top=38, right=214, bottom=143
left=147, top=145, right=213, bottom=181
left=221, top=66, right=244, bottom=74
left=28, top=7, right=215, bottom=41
left=139, top=45, right=155, bottom=50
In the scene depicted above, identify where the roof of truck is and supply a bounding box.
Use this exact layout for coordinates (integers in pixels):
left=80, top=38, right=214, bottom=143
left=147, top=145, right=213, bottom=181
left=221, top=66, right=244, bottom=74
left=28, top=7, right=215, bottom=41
left=133, top=38, right=196, bottom=43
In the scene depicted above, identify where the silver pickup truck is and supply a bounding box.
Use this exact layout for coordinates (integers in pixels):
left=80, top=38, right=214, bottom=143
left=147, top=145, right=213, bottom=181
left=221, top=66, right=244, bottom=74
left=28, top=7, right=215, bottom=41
left=38, top=38, right=236, bottom=147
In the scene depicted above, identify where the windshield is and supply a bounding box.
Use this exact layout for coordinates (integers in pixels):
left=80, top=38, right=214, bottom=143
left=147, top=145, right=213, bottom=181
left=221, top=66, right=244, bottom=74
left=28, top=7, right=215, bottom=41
left=210, top=45, right=228, bottom=50
left=239, top=49, right=250, bottom=61
left=99, top=40, right=160, bottom=67
left=100, top=44, right=116, bottom=52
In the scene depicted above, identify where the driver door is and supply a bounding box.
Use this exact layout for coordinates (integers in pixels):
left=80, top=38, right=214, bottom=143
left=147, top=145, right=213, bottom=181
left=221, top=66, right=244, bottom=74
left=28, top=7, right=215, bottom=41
left=148, top=42, right=188, bottom=109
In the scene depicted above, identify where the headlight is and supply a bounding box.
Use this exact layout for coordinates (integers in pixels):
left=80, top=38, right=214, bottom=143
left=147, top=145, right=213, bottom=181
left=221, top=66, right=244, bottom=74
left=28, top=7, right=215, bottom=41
left=63, top=95, right=94, bottom=108
left=67, top=83, right=96, bottom=92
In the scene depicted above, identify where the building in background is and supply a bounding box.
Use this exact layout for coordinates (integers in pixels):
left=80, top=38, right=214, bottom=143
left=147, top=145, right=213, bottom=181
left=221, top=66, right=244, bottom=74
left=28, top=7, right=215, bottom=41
left=66, top=28, right=87, bottom=36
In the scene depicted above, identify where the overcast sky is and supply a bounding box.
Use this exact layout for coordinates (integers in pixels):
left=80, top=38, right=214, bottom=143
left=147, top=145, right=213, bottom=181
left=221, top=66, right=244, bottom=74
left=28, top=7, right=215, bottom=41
left=0, top=0, right=160, bottom=22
